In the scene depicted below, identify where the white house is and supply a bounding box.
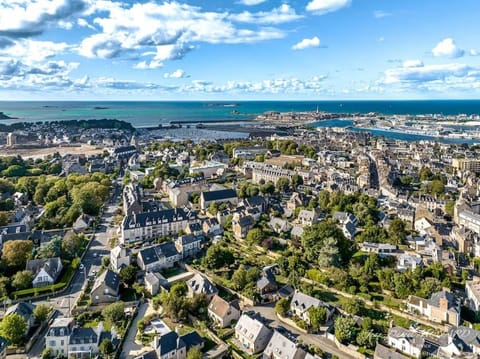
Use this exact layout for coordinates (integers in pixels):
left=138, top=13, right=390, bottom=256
left=110, top=245, right=130, bottom=273
left=387, top=326, right=424, bottom=358
left=466, top=279, right=480, bottom=312
left=26, top=258, right=63, bottom=288
left=208, top=295, right=241, bottom=328
left=290, top=291, right=335, bottom=324
left=234, top=314, right=272, bottom=354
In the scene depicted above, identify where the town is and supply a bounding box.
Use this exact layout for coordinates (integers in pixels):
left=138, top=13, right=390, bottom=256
left=1, top=118, right=480, bottom=359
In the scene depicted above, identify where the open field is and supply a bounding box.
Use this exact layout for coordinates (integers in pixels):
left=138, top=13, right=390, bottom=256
left=0, top=144, right=105, bottom=159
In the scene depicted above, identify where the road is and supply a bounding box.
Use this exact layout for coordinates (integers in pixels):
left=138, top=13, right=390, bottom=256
left=248, top=304, right=357, bottom=359
left=26, top=179, right=122, bottom=358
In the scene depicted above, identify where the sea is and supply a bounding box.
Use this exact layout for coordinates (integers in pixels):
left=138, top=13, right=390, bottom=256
left=1, top=100, right=480, bottom=143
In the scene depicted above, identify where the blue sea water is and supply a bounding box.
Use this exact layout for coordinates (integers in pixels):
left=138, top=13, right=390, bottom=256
left=1, top=100, right=480, bottom=143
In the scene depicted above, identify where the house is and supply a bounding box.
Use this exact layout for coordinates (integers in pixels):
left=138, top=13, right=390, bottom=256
left=232, top=213, right=255, bottom=240
left=137, top=242, right=182, bottom=272
left=342, top=220, right=357, bottom=239
left=287, top=192, right=308, bottom=211
left=374, top=344, right=409, bottom=359
left=123, top=182, right=143, bottom=216
left=5, top=302, right=36, bottom=332
left=91, top=269, right=120, bottom=304
left=387, top=326, right=424, bottom=358
left=147, top=331, right=204, bottom=359
left=110, top=245, right=130, bottom=273
left=263, top=331, right=308, bottom=359
left=397, top=253, right=423, bottom=271
left=73, top=214, right=95, bottom=232
left=145, top=272, right=168, bottom=296
left=332, top=211, right=358, bottom=226
left=268, top=217, right=292, bottom=234
left=360, top=242, right=398, bottom=256
left=257, top=267, right=278, bottom=298
left=414, top=217, right=434, bottom=234
left=26, top=257, right=63, bottom=287
left=297, top=209, right=319, bottom=227
left=200, top=189, right=238, bottom=211
left=0, top=336, right=7, bottom=359
left=121, top=208, right=196, bottom=244
left=407, top=290, right=461, bottom=326
left=439, top=326, right=480, bottom=357
left=174, top=234, right=201, bottom=259
left=208, top=295, right=241, bottom=328
left=466, top=279, right=480, bottom=312
left=45, top=317, right=114, bottom=358
left=187, top=274, right=218, bottom=301
left=290, top=291, right=335, bottom=324
left=243, top=196, right=268, bottom=214
left=202, top=218, right=222, bottom=237
left=234, top=314, right=273, bottom=354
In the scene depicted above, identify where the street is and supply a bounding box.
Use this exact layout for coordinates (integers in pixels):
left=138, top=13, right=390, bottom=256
left=248, top=303, right=357, bottom=359
left=25, top=180, right=122, bottom=358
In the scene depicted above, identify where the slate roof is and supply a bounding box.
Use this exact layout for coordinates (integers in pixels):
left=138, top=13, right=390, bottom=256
left=374, top=344, right=409, bottom=359
left=208, top=295, right=240, bottom=318
left=176, top=234, right=200, bottom=245
left=181, top=331, right=204, bottom=349
left=26, top=257, right=63, bottom=281
left=5, top=302, right=35, bottom=324
left=428, top=291, right=459, bottom=312
left=291, top=291, right=331, bottom=313
left=123, top=208, right=194, bottom=230
left=447, top=326, right=480, bottom=351
left=156, top=332, right=186, bottom=356
left=187, top=274, right=218, bottom=296
left=202, top=189, right=237, bottom=202
left=69, top=327, right=98, bottom=345
left=139, top=242, right=181, bottom=265
left=92, top=269, right=120, bottom=293
left=388, top=326, right=425, bottom=350
left=264, top=331, right=304, bottom=359
left=134, top=350, right=158, bottom=359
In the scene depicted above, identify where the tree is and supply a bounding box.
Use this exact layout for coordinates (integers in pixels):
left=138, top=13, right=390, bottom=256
left=12, top=270, right=33, bottom=290
left=356, top=329, right=376, bottom=349
left=246, top=228, right=264, bottom=245
left=62, top=231, right=84, bottom=259
left=291, top=174, right=303, bottom=188
left=334, top=316, right=357, bottom=345
left=231, top=265, right=248, bottom=290
left=388, top=217, right=407, bottom=245
left=0, top=212, right=9, bottom=226
left=99, top=338, right=114, bottom=357
left=417, top=277, right=442, bottom=298
left=260, top=181, right=275, bottom=196
left=308, top=306, right=327, bottom=331
left=342, top=298, right=362, bottom=315
left=0, top=313, right=27, bottom=345
left=429, top=179, right=445, bottom=196
left=120, top=265, right=137, bottom=286
left=445, top=201, right=455, bottom=217
left=276, top=177, right=290, bottom=193
left=208, top=201, right=218, bottom=215
left=393, top=272, right=414, bottom=299
left=186, top=347, right=202, bottom=359
left=34, top=304, right=51, bottom=323
left=37, top=238, right=62, bottom=259
left=42, top=347, right=53, bottom=359
left=2, top=240, right=33, bottom=268
left=203, top=244, right=235, bottom=270
left=102, top=302, right=125, bottom=325
left=275, top=298, right=290, bottom=316
left=0, top=277, right=9, bottom=300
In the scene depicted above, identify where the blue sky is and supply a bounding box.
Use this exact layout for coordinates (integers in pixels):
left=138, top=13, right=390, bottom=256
left=0, top=0, right=479, bottom=100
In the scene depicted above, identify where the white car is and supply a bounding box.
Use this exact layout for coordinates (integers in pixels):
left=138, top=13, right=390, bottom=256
left=93, top=253, right=98, bottom=257
left=79, top=264, right=85, bottom=270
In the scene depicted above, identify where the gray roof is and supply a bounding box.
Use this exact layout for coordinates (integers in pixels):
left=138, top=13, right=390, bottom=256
left=187, top=274, right=218, bottom=296
left=427, top=291, right=459, bottom=313
left=264, top=331, right=305, bottom=359
left=388, top=326, right=425, bottom=350
left=291, top=291, right=331, bottom=313
left=123, top=208, right=195, bottom=230
left=92, top=269, right=120, bottom=293
left=202, top=189, right=237, bottom=202
left=0, top=336, right=7, bottom=351
left=447, top=326, right=480, bottom=350
left=374, top=344, right=409, bottom=359
left=156, top=331, right=186, bottom=355
left=69, top=327, right=98, bottom=345
left=5, top=302, right=35, bottom=322
left=139, top=242, right=180, bottom=265
left=26, top=257, right=62, bottom=281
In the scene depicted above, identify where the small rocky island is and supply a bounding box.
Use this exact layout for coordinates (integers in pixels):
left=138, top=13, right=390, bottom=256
left=0, top=112, right=17, bottom=120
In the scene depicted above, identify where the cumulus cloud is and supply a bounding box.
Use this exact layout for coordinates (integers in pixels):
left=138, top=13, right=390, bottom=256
left=238, top=0, right=267, bottom=5
left=432, top=38, right=464, bottom=58
left=470, top=49, right=479, bottom=57
left=230, top=4, right=303, bottom=24
left=306, top=0, right=351, bottom=14
left=292, top=36, right=321, bottom=50
left=77, top=1, right=286, bottom=65
left=0, top=0, right=88, bottom=38
left=163, top=69, right=187, bottom=78
left=0, top=40, right=70, bottom=63
left=382, top=62, right=474, bottom=84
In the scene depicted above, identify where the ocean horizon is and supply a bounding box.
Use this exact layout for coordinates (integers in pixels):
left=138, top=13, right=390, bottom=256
left=1, top=100, right=480, bottom=128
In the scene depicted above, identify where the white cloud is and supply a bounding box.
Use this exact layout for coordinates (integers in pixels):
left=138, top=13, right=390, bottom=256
left=402, top=59, right=423, bottom=68
left=238, top=0, right=268, bottom=5
left=382, top=62, right=474, bottom=84
left=134, top=60, right=163, bottom=70
left=306, top=0, right=351, bottom=15
left=470, top=49, right=479, bottom=56
left=230, top=4, right=303, bottom=24
left=0, top=0, right=88, bottom=38
left=292, top=36, right=321, bottom=50
left=373, top=10, right=391, bottom=18
left=0, top=39, right=70, bottom=63
left=163, top=69, right=187, bottom=78
left=432, top=38, right=464, bottom=58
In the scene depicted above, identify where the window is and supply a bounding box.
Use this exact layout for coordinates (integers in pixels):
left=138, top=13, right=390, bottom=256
left=60, top=340, right=64, bottom=346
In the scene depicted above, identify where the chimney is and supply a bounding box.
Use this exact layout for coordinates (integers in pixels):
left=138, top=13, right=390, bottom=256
left=439, top=297, right=449, bottom=311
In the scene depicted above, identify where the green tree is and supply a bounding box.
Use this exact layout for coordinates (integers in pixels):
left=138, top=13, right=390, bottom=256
left=99, top=338, right=114, bottom=358
left=0, top=313, right=27, bottom=345
left=393, top=272, right=414, bottom=299
left=102, top=302, right=125, bottom=326
left=417, top=277, right=442, bottom=298
left=2, top=165, right=26, bottom=177
left=231, top=265, right=248, bottom=290
left=2, top=240, right=33, bottom=268
left=291, top=174, right=303, bottom=188
left=62, top=231, right=84, bottom=259
left=308, top=306, right=327, bottom=331
left=0, top=212, right=9, bottom=226
left=260, top=181, right=275, bottom=196
left=276, top=177, right=290, bottom=193
left=120, top=265, right=138, bottom=286
left=12, top=270, right=33, bottom=290
left=334, top=316, right=357, bottom=344
left=34, top=304, right=51, bottom=323
left=275, top=298, right=290, bottom=316
left=37, top=238, right=62, bottom=259
left=203, top=244, right=235, bottom=270
left=429, top=179, right=445, bottom=196
left=356, top=329, right=376, bottom=349
left=388, top=217, right=407, bottom=245
left=42, top=347, right=53, bottom=359
left=342, top=298, right=362, bottom=315
left=246, top=228, right=264, bottom=245
left=445, top=201, right=455, bottom=217
left=186, top=347, right=202, bottom=359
